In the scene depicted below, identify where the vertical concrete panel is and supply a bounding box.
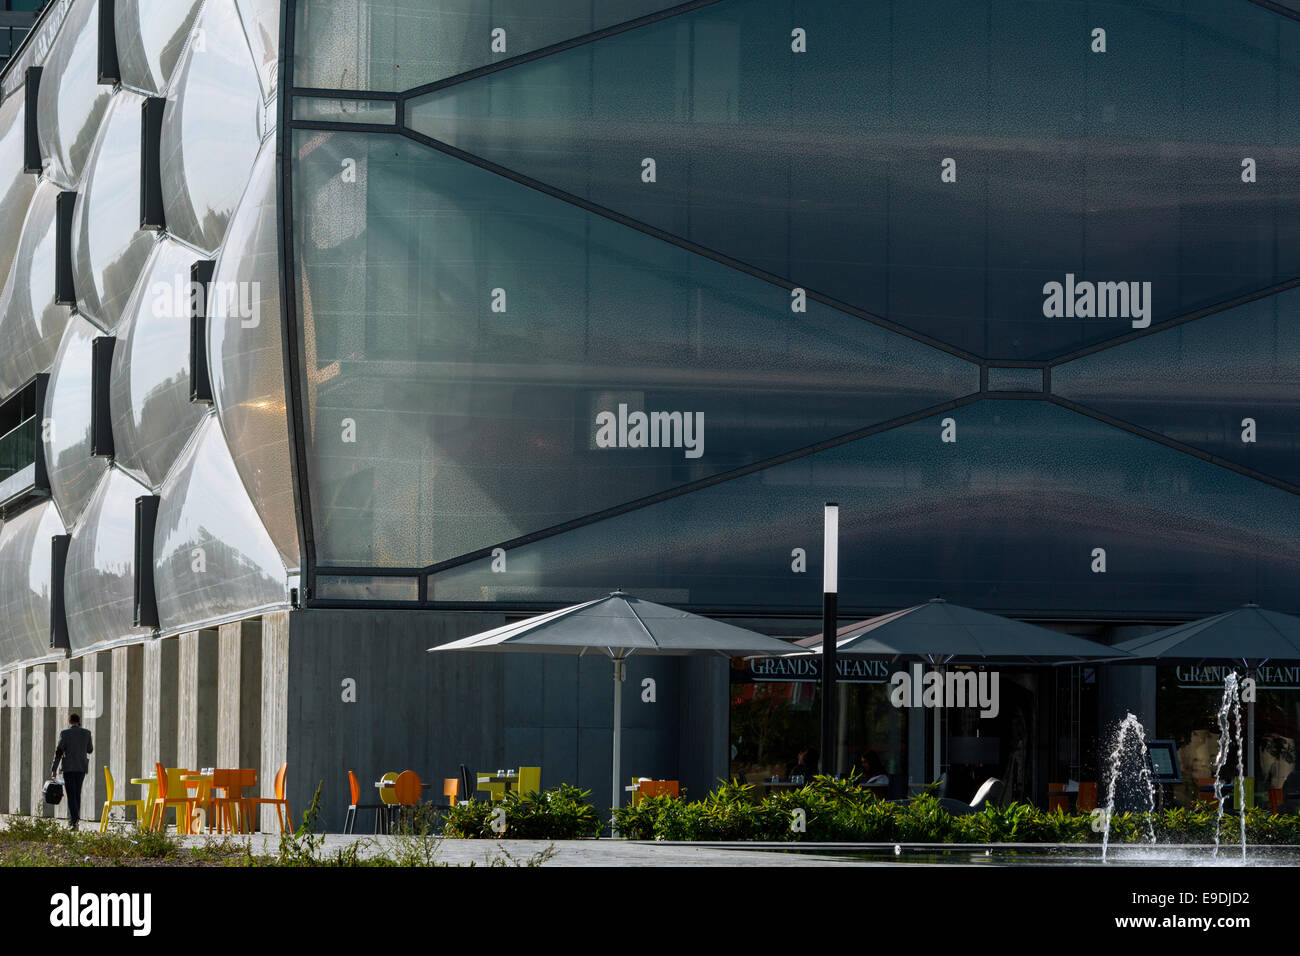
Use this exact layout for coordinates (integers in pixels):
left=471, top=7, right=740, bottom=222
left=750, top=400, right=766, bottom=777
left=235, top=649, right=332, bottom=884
left=239, top=620, right=262, bottom=773
left=109, top=646, right=144, bottom=796
left=141, top=642, right=161, bottom=775
left=50, top=659, right=72, bottom=820
left=79, top=653, right=108, bottom=821
left=0, top=673, right=8, bottom=813
left=141, top=638, right=180, bottom=772
left=177, top=629, right=219, bottom=769
left=259, top=611, right=289, bottom=831
left=8, top=666, right=28, bottom=813
left=217, top=622, right=243, bottom=768
left=31, top=664, right=57, bottom=817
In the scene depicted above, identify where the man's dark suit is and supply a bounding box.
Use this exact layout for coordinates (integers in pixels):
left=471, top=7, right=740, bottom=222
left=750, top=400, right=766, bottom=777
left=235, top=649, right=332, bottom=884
left=50, top=725, right=93, bottom=828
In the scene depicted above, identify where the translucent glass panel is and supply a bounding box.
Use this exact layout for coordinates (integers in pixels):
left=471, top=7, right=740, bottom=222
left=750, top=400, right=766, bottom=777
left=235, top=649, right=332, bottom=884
left=0, top=94, right=37, bottom=297
left=0, top=502, right=65, bottom=667
left=64, top=468, right=153, bottom=653
left=315, top=574, right=418, bottom=601
left=208, top=142, right=300, bottom=569
left=408, top=0, right=1300, bottom=361
left=428, top=401, right=1300, bottom=616
left=154, top=416, right=287, bottom=633
left=108, top=239, right=208, bottom=488
left=1052, top=289, right=1300, bottom=487
left=114, top=0, right=204, bottom=95
left=293, top=96, right=397, bottom=125
left=0, top=183, right=68, bottom=401
left=43, top=315, right=108, bottom=526
left=160, top=0, right=265, bottom=254
left=234, top=0, right=281, bottom=98
left=292, top=130, right=977, bottom=568
left=34, top=0, right=111, bottom=187
left=70, top=89, right=155, bottom=332
left=293, top=0, right=687, bottom=91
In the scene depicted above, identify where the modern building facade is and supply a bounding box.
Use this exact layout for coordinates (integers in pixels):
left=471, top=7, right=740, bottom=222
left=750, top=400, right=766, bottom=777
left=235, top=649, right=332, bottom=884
left=0, top=0, right=1298, bottom=828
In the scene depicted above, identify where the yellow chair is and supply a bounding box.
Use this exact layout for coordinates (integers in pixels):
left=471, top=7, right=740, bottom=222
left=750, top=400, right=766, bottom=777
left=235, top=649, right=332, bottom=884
left=378, top=771, right=399, bottom=832
left=476, top=771, right=506, bottom=802
left=99, top=767, right=146, bottom=832
left=515, top=767, right=541, bottom=796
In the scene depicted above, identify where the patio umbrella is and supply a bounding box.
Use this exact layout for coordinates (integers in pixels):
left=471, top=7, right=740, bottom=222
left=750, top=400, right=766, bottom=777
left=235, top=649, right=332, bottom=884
left=1113, top=605, right=1300, bottom=780
left=790, top=598, right=1128, bottom=779
left=428, top=591, right=798, bottom=811
left=793, top=598, right=1129, bottom=663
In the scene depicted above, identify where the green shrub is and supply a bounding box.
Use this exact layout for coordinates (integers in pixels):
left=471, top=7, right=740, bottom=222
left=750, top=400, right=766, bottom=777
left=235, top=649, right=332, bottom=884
left=443, top=784, right=600, bottom=839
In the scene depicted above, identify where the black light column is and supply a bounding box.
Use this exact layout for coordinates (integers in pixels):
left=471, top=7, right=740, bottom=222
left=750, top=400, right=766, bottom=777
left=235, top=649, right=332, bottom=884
left=820, top=502, right=838, bottom=777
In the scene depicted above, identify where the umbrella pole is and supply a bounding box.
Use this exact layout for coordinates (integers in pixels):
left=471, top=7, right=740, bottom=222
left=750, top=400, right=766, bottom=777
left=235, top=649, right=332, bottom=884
left=612, top=657, right=626, bottom=827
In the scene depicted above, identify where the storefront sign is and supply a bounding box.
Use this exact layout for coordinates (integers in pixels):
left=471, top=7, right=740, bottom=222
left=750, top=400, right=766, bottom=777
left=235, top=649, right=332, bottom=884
left=1174, top=664, right=1300, bottom=690
left=742, top=657, right=890, bottom=683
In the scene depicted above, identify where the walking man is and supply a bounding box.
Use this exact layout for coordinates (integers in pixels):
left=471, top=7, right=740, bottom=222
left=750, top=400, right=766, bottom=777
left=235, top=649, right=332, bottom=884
left=50, top=714, right=93, bottom=830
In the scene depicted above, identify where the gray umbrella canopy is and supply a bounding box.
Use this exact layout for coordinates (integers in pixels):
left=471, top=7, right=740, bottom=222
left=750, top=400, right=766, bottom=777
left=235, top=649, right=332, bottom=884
left=1114, top=606, right=1300, bottom=782
left=1112, top=605, right=1300, bottom=662
left=429, top=591, right=795, bottom=812
left=794, top=598, right=1127, bottom=663
left=432, top=591, right=798, bottom=659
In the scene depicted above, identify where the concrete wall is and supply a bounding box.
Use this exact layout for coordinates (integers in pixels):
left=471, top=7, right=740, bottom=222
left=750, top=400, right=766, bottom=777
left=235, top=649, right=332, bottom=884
left=281, top=608, right=731, bottom=831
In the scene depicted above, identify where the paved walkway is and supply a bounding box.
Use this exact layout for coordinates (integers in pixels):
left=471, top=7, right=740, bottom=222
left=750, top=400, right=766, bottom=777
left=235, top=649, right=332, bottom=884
left=178, top=833, right=862, bottom=866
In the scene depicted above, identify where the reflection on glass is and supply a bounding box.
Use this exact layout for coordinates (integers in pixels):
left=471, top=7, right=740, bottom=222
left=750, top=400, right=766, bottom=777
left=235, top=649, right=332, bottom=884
left=293, top=0, right=685, bottom=91
left=208, top=140, right=299, bottom=569
left=427, top=401, right=1300, bottom=616
left=64, top=468, right=153, bottom=654
left=0, top=183, right=68, bottom=401
left=0, top=93, right=37, bottom=296
left=113, top=0, right=205, bottom=95
left=407, top=0, right=1300, bottom=361
left=70, top=89, right=154, bottom=332
left=43, top=315, right=109, bottom=527
left=154, top=415, right=287, bottom=631
left=292, top=96, right=396, bottom=125
left=1053, top=289, right=1300, bottom=488
left=108, top=238, right=209, bottom=488
left=0, top=501, right=66, bottom=667
left=159, top=0, right=264, bottom=253
left=35, top=0, right=111, bottom=187
left=293, top=130, right=977, bottom=568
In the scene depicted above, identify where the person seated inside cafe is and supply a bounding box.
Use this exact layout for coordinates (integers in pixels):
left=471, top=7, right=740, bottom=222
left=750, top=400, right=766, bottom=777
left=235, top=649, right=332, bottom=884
left=785, top=745, right=819, bottom=782
left=858, top=750, right=889, bottom=787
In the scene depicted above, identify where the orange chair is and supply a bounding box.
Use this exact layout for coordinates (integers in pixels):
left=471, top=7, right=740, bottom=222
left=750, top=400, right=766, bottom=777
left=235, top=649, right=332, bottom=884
left=149, top=764, right=199, bottom=832
left=244, top=763, right=292, bottom=833
left=390, top=770, right=423, bottom=830
left=443, top=778, right=461, bottom=807
left=1048, top=782, right=1069, bottom=813
left=1077, top=782, right=1098, bottom=813
left=204, top=769, right=242, bottom=833
left=632, top=780, right=679, bottom=804
left=1197, top=777, right=1220, bottom=803
left=344, top=770, right=387, bottom=834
